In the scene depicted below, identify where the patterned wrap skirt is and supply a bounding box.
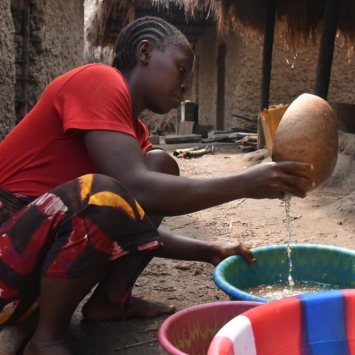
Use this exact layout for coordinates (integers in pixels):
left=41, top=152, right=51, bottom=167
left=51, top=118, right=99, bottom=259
left=0, top=174, right=161, bottom=325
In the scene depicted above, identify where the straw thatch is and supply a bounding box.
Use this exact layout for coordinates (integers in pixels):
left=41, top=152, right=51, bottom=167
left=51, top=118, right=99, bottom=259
left=140, top=109, right=177, bottom=133
left=86, top=0, right=211, bottom=48
left=185, top=0, right=355, bottom=52
left=87, top=0, right=355, bottom=57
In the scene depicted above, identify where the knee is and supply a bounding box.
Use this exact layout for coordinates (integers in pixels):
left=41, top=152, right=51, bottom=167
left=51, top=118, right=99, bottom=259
left=88, top=174, right=122, bottom=190
left=144, top=149, right=180, bottom=176
left=84, top=174, right=132, bottom=198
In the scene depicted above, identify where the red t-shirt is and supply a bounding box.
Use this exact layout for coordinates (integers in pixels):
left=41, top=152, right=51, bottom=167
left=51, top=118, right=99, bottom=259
left=0, top=64, right=152, bottom=197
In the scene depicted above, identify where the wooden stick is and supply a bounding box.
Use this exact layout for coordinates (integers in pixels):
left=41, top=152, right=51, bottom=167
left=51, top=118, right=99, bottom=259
left=239, top=145, right=256, bottom=151
left=173, top=146, right=200, bottom=156
left=241, top=141, right=257, bottom=147
left=186, top=146, right=214, bottom=158
left=115, top=339, right=158, bottom=351
left=242, top=135, right=258, bottom=142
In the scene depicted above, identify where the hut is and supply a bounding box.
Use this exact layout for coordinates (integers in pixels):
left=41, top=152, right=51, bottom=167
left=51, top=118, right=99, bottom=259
left=0, top=0, right=85, bottom=140
left=85, top=0, right=212, bottom=63
left=85, top=0, right=212, bottom=132
left=86, top=0, right=355, bottom=134
left=186, top=0, right=355, bottom=145
left=86, top=0, right=211, bottom=47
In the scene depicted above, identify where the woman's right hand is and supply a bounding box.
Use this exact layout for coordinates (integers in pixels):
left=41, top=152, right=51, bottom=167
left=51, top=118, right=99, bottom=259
left=239, top=161, right=314, bottom=199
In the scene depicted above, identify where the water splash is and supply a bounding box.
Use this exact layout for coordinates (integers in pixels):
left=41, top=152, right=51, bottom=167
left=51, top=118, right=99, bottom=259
left=245, top=281, right=339, bottom=300
left=283, top=194, right=295, bottom=287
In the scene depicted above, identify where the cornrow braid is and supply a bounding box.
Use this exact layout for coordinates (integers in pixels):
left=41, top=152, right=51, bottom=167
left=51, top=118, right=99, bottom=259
left=112, top=16, right=190, bottom=71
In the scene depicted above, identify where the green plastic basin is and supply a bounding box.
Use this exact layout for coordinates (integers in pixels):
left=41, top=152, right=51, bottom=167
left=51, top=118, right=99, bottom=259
left=213, top=243, right=355, bottom=302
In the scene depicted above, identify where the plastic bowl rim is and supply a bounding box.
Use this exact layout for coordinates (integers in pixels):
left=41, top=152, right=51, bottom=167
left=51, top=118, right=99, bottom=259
left=213, top=243, right=355, bottom=303
left=158, top=300, right=262, bottom=355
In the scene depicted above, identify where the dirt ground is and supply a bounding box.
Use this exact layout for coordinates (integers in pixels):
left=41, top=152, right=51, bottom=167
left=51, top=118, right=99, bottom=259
left=60, top=138, right=355, bottom=354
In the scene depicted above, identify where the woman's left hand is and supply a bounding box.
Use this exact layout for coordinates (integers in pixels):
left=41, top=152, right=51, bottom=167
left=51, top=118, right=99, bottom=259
left=210, top=242, right=256, bottom=266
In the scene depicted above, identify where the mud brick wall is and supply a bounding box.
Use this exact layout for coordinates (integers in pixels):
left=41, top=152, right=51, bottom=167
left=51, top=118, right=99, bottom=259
left=191, top=26, right=355, bottom=130
left=29, top=0, right=84, bottom=104
left=0, top=0, right=84, bottom=139
left=13, top=0, right=84, bottom=122
left=0, top=0, right=16, bottom=140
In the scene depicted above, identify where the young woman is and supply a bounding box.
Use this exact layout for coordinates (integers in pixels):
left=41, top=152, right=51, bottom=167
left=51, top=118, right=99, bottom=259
left=0, top=17, right=312, bottom=355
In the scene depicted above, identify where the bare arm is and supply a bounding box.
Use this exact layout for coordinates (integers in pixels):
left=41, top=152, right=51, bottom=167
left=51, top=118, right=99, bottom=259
left=155, top=226, right=256, bottom=265
left=84, top=130, right=312, bottom=216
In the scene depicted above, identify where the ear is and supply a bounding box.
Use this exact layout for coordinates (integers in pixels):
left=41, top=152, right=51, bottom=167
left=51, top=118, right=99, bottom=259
left=137, top=40, right=153, bottom=66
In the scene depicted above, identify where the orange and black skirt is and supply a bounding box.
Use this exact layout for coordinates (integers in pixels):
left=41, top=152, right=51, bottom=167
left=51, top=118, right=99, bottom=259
left=0, top=174, right=161, bottom=325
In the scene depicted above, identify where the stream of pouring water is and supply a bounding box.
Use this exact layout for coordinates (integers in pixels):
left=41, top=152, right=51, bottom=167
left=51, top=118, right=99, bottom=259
left=239, top=194, right=339, bottom=299
left=246, top=194, right=340, bottom=299
left=283, top=194, right=295, bottom=287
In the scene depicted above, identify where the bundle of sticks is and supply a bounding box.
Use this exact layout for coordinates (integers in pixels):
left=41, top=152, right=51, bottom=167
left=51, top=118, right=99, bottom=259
left=235, top=134, right=258, bottom=151
left=173, top=146, right=215, bottom=159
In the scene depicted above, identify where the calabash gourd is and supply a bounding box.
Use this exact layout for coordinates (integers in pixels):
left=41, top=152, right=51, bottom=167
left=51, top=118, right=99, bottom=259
left=272, top=93, right=338, bottom=191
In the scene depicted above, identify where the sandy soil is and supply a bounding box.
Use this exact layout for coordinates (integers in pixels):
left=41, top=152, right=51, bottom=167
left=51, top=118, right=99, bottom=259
left=58, top=135, right=355, bottom=355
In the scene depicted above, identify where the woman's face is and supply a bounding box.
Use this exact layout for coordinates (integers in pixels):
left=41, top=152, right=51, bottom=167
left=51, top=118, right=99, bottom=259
left=140, top=42, right=194, bottom=114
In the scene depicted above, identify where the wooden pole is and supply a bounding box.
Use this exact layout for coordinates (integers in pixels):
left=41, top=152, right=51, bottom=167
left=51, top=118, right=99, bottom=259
left=314, top=0, right=341, bottom=100
left=216, top=42, right=227, bottom=131
left=128, top=2, right=136, bottom=23
left=258, top=0, right=276, bottom=150
left=125, top=0, right=136, bottom=24
left=123, top=1, right=136, bottom=25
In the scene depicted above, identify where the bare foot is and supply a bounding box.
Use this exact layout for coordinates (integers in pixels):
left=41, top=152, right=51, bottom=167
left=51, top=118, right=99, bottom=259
left=126, top=296, right=176, bottom=319
left=210, top=242, right=256, bottom=266
left=24, top=339, right=72, bottom=355
left=82, top=296, right=175, bottom=322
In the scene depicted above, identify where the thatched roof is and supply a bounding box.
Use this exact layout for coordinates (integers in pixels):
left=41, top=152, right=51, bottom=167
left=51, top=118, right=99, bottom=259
left=86, top=0, right=355, bottom=55
left=185, top=0, right=355, bottom=52
left=86, top=0, right=212, bottom=47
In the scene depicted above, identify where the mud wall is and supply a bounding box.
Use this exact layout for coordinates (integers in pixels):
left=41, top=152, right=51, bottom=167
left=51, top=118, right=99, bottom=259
left=0, top=0, right=84, bottom=134
left=191, top=27, right=218, bottom=127
left=225, top=33, right=263, bottom=130
left=192, top=26, right=355, bottom=130
left=270, top=32, right=355, bottom=108
left=0, top=0, right=16, bottom=140
left=19, top=0, right=84, bottom=121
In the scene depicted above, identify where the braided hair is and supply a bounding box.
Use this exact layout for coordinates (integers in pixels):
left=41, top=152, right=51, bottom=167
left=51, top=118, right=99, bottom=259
left=112, top=16, right=191, bottom=71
